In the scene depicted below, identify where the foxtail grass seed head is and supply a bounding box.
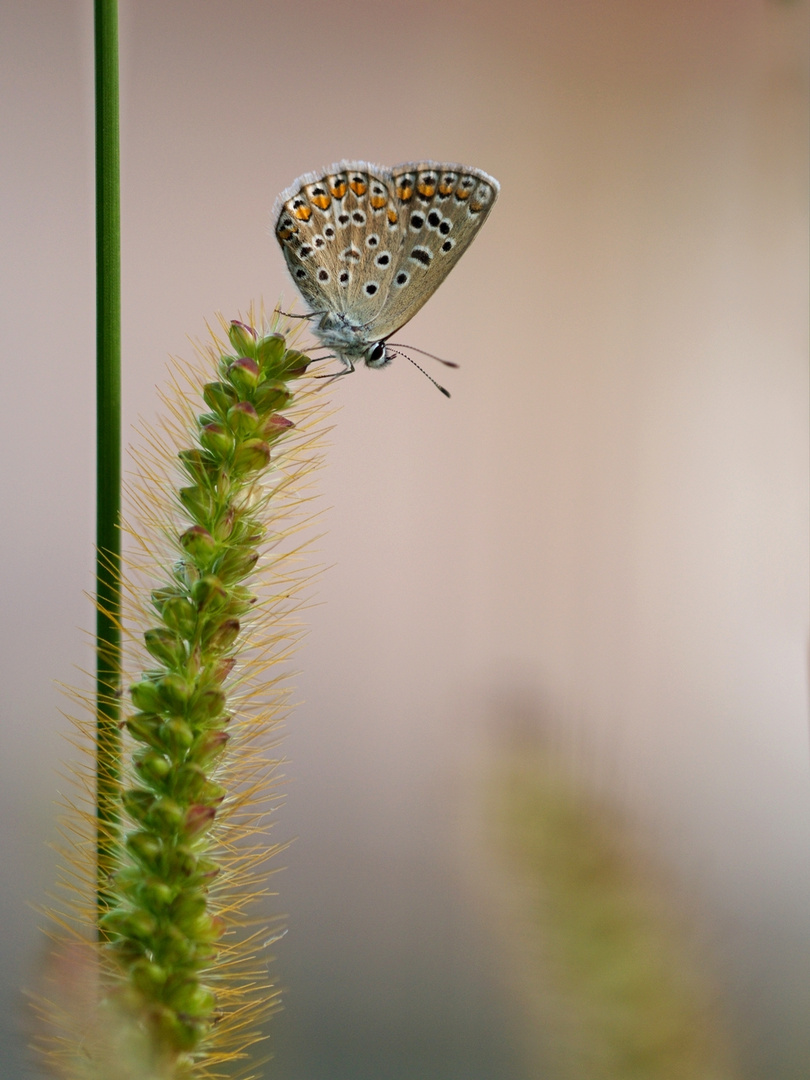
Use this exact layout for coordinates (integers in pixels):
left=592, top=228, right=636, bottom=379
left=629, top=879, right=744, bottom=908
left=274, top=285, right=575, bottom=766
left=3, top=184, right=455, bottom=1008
left=36, top=316, right=321, bottom=1077
left=103, top=321, right=314, bottom=1060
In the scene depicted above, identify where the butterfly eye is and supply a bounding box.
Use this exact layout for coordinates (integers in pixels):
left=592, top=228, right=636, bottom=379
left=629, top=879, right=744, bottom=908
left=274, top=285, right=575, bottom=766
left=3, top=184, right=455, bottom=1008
left=367, top=342, right=388, bottom=367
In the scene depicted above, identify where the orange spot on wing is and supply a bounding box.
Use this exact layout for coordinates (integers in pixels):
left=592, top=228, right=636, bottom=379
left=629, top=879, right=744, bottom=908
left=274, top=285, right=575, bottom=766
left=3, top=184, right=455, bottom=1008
left=311, top=193, right=331, bottom=210
left=350, top=178, right=367, bottom=196
left=329, top=179, right=347, bottom=198
left=397, top=183, right=414, bottom=201
left=293, top=204, right=312, bottom=221
left=370, top=195, right=387, bottom=210
left=417, top=180, right=436, bottom=198
left=387, top=208, right=399, bottom=224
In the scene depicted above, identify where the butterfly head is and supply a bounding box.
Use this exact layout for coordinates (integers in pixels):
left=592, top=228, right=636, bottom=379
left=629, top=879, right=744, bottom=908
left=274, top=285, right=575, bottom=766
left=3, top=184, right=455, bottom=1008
left=314, top=311, right=393, bottom=370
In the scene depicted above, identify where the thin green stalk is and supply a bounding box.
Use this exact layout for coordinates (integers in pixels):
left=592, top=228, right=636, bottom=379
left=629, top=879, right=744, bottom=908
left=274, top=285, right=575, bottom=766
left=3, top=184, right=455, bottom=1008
left=94, top=0, right=122, bottom=928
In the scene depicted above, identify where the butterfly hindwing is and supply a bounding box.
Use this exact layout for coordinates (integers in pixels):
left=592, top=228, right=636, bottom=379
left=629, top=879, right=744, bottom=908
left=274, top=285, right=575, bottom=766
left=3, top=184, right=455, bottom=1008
left=274, top=161, right=401, bottom=324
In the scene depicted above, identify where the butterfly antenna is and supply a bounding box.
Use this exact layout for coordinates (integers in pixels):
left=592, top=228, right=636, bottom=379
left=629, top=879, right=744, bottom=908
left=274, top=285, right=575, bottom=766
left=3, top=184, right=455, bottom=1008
left=389, top=342, right=459, bottom=368
left=388, top=350, right=450, bottom=397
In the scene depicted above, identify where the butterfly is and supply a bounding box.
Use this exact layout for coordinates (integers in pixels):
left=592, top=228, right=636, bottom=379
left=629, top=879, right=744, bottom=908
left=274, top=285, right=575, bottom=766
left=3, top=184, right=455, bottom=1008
left=273, top=160, right=499, bottom=394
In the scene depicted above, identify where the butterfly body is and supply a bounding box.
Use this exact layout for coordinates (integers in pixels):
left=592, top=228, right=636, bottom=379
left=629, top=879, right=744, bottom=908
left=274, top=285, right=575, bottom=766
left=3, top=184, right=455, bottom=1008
left=311, top=310, right=392, bottom=370
left=273, top=160, right=499, bottom=375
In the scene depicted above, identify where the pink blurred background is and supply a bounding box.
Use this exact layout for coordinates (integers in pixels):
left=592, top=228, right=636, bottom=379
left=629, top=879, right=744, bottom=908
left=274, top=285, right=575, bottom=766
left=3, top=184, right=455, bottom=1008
left=1, top=1, right=807, bottom=1077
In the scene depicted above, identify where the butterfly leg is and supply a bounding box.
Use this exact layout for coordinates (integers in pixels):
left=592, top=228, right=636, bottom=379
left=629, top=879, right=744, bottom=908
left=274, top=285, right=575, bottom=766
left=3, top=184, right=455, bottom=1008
left=274, top=306, right=325, bottom=321
left=314, top=359, right=355, bottom=381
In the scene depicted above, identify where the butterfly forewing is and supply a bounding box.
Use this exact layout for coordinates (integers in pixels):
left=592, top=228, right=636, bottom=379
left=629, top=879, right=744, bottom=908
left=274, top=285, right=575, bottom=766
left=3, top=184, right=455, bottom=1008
left=371, top=162, right=499, bottom=338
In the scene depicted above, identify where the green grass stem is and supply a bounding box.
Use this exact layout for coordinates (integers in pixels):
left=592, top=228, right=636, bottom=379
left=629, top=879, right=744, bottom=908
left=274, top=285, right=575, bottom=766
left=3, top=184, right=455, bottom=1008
left=94, top=0, right=122, bottom=929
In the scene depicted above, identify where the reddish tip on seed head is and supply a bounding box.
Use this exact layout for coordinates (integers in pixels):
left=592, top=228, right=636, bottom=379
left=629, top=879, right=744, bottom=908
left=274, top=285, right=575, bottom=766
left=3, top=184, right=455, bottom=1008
left=184, top=804, right=217, bottom=838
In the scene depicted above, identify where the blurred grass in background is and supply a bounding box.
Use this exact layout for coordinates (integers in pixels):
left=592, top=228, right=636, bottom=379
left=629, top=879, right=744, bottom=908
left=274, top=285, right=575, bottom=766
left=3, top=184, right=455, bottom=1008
left=480, top=735, right=741, bottom=1080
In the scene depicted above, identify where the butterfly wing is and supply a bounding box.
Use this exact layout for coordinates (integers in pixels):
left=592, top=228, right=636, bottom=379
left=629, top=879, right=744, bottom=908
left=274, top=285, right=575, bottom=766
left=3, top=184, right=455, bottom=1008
left=273, top=161, right=404, bottom=327
left=273, top=168, right=339, bottom=313
left=365, top=162, right=500, bottom=341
